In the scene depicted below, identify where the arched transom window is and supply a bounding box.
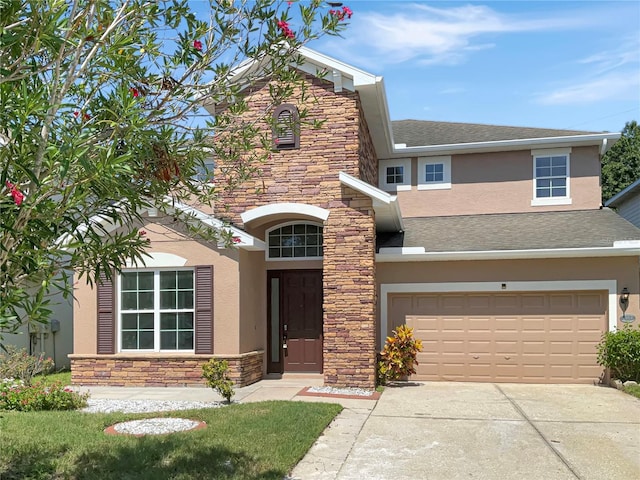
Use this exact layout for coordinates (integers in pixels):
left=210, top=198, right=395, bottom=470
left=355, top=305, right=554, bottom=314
left=267, top=223, right=323, bottom=259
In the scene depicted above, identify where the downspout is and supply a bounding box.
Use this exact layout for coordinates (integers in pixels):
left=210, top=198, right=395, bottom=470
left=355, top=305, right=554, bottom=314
left=600, top=138, right=608, bottom=156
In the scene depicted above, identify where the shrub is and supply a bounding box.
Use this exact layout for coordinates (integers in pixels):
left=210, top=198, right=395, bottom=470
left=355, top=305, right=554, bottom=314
left=0, top=346, right=54, bottom=385
left=0, top=379, right=89, bottom=411
left=377, top=325, right=423, bottom=385
left=202, top=359, right=235, bottom=403
left=596, top=325, right=640, bottom=382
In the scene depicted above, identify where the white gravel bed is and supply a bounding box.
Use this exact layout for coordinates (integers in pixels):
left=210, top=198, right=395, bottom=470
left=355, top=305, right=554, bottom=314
left=112, top=418, right=202, bottom=435
left=307, top=386, right=375, bottom=397
left=83, top=399, right=223, bottom=414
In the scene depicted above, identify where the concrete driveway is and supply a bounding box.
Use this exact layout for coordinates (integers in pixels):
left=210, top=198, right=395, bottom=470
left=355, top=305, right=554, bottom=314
left=292, top=382, right=640, bottom=480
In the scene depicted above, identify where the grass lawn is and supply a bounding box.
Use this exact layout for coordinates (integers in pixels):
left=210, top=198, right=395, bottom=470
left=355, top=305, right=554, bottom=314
left=623, top=384, right=640, bottom=399
left=0, top=400, right=342, bottom=480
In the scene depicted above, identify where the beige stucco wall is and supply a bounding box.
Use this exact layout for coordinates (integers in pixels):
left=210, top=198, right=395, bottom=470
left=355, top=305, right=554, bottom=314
left=73, top=216, right=242, bottom=355
left=377, top=256, right=640, bottom=336
left=394, top=146, right=602, bottom=217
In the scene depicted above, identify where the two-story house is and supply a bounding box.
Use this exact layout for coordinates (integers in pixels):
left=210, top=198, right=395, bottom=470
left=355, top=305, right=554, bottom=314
left=70, top=48, right=640, bottom=390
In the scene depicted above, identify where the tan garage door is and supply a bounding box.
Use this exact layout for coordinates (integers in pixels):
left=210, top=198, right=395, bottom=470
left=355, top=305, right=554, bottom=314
left=389, top=291, right=607, bottom=384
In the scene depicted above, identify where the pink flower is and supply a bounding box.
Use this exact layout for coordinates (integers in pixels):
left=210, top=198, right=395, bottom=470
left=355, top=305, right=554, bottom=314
left=5, top=181, right=24, bottom=206
left=130, top=87, right=140, bottom=97
left=342, top=6, right=353, bottom=19
left=193, top=40, right=202, bottom=51
left=276, top=20, right=295, bottom=39
left=139, top=229, right=147, bottom=236
left=232, top=236, right=242, bottom=244
left=83, top=113, right=91, bottom=121
left=73, top=111, right=79, bottom=118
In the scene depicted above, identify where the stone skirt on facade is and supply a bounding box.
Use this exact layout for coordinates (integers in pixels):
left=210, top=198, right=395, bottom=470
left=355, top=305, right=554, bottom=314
left=69, top=350, right=264, bottom=387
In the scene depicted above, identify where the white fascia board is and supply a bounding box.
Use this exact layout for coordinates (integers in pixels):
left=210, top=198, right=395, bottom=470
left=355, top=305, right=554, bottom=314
left=298, top=47, right=377, bottom=88
left=164, top=198, right=265, bottom=251
left=55, top=202, right=138, bottom=247
left=390, top=133, right=621, bottom=157
left=339, top=172, right=404, bottom=232
left=606, top=179, right=640, bottom=207
left=376, top=245, right=640, bottom=262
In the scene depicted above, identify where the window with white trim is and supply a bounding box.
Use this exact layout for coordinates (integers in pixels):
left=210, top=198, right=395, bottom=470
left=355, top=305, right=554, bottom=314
left=267, top=223, right=323, bottom=260
left=119, top=270, right=194, bottom=351
left=418, top=156, right=451, bottom=190
left=531, top=148, right=572, bottom=206
left=379, top=158, right=411, bottom=191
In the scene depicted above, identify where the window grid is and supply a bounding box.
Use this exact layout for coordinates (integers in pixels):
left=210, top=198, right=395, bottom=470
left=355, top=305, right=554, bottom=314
left=120, top=270, right=194, bottom=352
left=268, top=224, right=323, bottom=259
left=535, top=155, right=567, bottom=198
left=386, top=166, right=404, bottom=185
left=425, top=163, right=444, bottom=183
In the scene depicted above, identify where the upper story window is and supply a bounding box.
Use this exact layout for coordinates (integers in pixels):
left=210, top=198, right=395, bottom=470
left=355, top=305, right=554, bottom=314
left=119, top=270, right=194, bottom=352
left=418, top=156, right=452, bottom=190
left=272, top=104, right=300, bottom=150
left=267, top=222, right=323, bottom=260
left=192, top=159, right=215, bottom=183
left=531, top=148, right=572, bottom=206
left=379, top=158, right=411, bottom=191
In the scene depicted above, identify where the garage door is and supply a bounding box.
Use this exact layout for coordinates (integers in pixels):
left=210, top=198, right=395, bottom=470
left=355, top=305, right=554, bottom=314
left=388, top=291, right=607, bottom=384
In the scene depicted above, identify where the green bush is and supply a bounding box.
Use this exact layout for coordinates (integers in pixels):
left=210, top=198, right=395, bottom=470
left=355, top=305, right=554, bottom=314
left=0, top=379, right=89, bottom=411
left=202, top=359, right=235, bottom=403
left=596, top=325, right=640, bottom=382
left=377, top=325, right=423, bottom=386
left=0, top=346, right=54, bottom=385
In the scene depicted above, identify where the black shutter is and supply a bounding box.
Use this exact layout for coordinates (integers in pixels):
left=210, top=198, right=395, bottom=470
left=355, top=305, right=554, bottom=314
left=195, top=265, right=214, bottom=354
left=96, top=273, right=115, bottom=354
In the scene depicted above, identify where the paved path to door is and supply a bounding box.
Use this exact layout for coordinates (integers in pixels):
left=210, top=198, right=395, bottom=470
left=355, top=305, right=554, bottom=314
left=292, top=382, right=640, bottom=480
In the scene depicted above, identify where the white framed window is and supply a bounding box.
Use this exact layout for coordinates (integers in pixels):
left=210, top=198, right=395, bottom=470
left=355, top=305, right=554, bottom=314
left=379, top=158, right=411, bottom=191
left=531, top=148, right=572, bottom=206
left=266, top=222, right=323, bottom=260
left=192, top=158, right=215, bottom=183
left=118, top=269, right=194, bottom=352
left=418, top=156, right=451, bottom=190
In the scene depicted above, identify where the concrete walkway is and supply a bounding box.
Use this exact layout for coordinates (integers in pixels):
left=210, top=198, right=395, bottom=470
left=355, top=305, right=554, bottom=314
left=77, top=381, right=640, bottom=480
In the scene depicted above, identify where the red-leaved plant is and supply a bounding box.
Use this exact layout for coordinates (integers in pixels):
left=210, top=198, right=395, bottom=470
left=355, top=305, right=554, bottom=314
left=377, top=325, right=423, bottom=385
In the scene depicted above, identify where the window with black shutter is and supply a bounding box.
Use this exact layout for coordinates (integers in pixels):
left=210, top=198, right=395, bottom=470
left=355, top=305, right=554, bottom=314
left=272, top=104, right=300, bottom=149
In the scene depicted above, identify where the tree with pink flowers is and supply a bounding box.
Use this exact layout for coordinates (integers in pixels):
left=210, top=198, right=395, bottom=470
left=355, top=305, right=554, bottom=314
left=0, top=0, right=351, bottom=336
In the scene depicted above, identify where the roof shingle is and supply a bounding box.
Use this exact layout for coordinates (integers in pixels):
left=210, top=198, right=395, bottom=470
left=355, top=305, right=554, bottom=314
left=377, top=209, right=640, bottom=253
left=391, top=120, right=601, bottom=147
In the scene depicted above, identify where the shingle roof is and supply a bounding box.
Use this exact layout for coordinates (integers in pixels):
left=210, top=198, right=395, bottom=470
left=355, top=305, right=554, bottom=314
left=391, top=120, right=600, bottom=147
left=377, top=209, right=640, bottom=253
left=605, top=178, right=640, bottom=207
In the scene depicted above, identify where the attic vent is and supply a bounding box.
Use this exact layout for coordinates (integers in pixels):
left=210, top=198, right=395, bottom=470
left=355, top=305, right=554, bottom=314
left=273, top=104, right=300, bottom=150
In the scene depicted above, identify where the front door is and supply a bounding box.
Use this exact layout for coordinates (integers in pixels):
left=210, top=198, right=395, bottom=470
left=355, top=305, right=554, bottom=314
left=267, top=270, right=323, bottom=373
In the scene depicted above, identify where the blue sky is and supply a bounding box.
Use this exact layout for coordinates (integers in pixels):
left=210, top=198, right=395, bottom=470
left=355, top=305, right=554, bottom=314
left=309, top=1, right=640, bottom=133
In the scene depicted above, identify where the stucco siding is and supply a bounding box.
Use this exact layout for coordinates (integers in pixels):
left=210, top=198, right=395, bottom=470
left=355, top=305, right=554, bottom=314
left=391, top=146, right=601, bottom=217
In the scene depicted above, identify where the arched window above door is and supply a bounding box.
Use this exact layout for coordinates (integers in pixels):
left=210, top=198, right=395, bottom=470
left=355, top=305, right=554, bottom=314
left=267, top=222, right=323, bottom=260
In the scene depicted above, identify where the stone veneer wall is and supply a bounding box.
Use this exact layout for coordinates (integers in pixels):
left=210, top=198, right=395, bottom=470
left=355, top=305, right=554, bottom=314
left=215, top=74, right=378, bottom=389
left=70, top=351, right=263, bottom=387
left=322, top=187, right=377, bottom=388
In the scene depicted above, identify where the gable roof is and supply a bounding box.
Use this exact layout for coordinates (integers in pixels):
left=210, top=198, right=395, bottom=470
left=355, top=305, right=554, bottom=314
left=605, top=178, right=640, bottom=207
left=377, top=209, right=640, bottom=260
left=392, top=120, right=600, bottom=147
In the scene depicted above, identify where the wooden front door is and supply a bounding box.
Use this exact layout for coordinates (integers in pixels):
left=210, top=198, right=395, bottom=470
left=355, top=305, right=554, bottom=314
left=267, top=270, right=323, bottom=373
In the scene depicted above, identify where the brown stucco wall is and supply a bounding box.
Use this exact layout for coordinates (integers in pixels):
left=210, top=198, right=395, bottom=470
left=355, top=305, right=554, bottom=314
left=377, top=255, right=640, bottom=336
left=72, top=216, right=241, bottom=355
left=395, top=146, right=602, bottom=218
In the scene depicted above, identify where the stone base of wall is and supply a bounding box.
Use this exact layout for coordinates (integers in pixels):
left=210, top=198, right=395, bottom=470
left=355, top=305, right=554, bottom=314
left=69, top=351, right=264, bottom=387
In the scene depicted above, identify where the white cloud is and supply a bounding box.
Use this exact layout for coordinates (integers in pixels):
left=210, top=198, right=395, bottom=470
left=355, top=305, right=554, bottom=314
left=537, top=71, right=640, bottom=105
left=332, top=3, right=592, bottom=66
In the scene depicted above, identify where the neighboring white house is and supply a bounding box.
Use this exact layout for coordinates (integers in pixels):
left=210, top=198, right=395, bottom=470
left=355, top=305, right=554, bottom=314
left=1, top=287, right=73, bottom=370
left=606, top=178, right=640, bottom=228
